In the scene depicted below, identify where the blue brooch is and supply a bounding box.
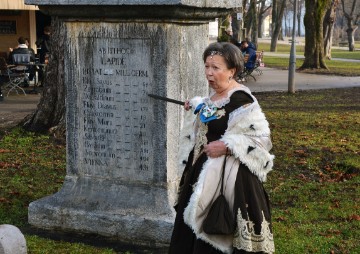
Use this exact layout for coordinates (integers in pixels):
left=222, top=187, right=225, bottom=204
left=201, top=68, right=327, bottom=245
left=194, top=103, right=226, bottom=123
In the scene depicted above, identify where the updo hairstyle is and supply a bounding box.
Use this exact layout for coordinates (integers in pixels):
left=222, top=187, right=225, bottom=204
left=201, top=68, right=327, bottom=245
left=202, top=42, right=244, bottom=78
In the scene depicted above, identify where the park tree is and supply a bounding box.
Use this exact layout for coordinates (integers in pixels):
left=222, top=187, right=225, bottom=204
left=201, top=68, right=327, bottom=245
left=340, top=0, right=360, bottom=51
left=243, top=0, right=254, bottom=39
left=300, top=0, right=332, bottom=70
left=323, top=0, right=340, bottom=59
left=270, top=0, right=287, bottom=51
left=257, top=0, right=272, bottom=38
left=250, top=0, right=259, bottom=45
left=297, top=0, right=306, bottom=36
left=23, top=17, right=66, bottom=138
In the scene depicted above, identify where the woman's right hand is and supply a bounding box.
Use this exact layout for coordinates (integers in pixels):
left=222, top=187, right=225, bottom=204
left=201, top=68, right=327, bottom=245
left=184, top=100, right=191, bottom=111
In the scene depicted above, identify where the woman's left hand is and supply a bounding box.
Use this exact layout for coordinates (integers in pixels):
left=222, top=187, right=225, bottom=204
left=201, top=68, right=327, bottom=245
left=204, top=141, right=227, bottom=158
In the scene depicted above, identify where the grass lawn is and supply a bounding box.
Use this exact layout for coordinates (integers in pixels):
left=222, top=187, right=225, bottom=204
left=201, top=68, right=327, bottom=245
left=257, top=41, right=360, bottom=76
left=263, top=56, right=360, bottom=76
left=258, top=41, right=360, bottom=60
left=0, top=88, right=359, bottom=253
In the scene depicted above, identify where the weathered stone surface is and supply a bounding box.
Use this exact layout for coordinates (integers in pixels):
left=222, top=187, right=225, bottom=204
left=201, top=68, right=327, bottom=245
left=28, top=20, right=208, bottom=247
left=0, top=225, right=27, bottom=254
left=25, top=0, right=241, bottom=19
left=25, top=0, right=242, bottom=8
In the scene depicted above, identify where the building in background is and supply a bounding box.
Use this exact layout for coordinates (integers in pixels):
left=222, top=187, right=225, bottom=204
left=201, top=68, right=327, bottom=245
left=0, top=0, right=50, bottom=60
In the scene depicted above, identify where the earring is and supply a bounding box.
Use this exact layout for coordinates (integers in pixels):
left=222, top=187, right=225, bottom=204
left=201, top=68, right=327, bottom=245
left=228, top=76, right=232, bottom=83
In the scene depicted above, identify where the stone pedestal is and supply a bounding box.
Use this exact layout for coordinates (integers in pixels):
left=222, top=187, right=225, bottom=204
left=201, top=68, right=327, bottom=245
left=26, top=0, right=241, bottom=248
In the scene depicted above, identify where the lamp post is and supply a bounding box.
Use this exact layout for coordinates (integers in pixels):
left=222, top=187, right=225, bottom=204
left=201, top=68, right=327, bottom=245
left=288, top=0, right=297, bottom=93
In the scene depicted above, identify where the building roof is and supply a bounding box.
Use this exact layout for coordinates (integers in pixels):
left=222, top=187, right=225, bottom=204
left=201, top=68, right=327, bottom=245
left=0, top=0, right=38, bottom=10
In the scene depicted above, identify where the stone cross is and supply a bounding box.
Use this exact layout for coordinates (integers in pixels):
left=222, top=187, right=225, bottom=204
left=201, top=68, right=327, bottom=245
left=26, top=0, right=241, bottom=249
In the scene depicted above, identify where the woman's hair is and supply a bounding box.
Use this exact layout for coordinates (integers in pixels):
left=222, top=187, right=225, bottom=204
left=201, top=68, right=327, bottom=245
left=203, top=42, right=244, bottom=78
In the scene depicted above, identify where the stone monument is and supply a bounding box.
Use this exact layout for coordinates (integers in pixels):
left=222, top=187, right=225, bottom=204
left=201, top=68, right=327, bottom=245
left=26, top=0, right=241, bottom=248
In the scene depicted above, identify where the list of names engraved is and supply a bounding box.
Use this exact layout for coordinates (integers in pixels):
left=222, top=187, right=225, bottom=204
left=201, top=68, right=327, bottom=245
left=78, top=38, right=153, bottom=181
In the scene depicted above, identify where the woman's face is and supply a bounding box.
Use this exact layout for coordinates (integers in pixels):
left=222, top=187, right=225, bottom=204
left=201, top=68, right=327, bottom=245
left=204, top=54, right=235, bottom=92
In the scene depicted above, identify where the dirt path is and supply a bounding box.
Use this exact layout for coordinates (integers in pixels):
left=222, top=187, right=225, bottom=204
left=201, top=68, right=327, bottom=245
left=0, top=94, right=40, bottom=129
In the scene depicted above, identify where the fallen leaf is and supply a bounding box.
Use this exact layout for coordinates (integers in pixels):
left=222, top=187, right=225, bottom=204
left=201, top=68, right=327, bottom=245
left=349, top=214, right=360, bottom=221
left=275, top=216, right=286, bottom=222
left=0, top=197, right=9, bottom=203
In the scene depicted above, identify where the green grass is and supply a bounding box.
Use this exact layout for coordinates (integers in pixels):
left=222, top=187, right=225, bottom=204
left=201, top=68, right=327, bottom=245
left=1, top=88, right=360, bottom=253
left=26, top=235, right=116, bottom=254
left=258, top=41, right=360, bottom=54
left=258, top=41, right=360, bottom=60
left=256, top=88, right=360, bottom=254
left=263, top=56, right=360, bottom=76
left=258, top=40, right=360, bottom=76
left=331, top=49, right=360, bottom=60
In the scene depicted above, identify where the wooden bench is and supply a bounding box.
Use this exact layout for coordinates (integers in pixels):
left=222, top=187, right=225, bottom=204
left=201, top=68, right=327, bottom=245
left=239, top=50, right=264, bottom=82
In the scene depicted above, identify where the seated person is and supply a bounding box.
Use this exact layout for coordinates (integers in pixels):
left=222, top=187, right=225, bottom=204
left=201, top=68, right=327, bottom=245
left=244, top=37, right=257, bottom=51
left=240, top=40, right=257, bottom=70
left=8, top=37, right=36, bottom=87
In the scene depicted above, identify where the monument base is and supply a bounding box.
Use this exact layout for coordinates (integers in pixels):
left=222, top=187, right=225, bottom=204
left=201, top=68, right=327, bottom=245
left=28, top=176, right=174, bottom=247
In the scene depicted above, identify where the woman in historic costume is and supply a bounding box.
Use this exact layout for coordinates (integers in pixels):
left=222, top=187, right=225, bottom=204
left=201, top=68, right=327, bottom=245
left=169, top=42, right=275, bottom=254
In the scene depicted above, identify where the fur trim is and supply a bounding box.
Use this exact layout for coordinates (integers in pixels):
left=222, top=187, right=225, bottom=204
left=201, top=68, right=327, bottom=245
left=177, top=96, right=205, bottom=171
left=221, top=101, right=274, bottom=182
left=190, top=96, right=205, bottom=109
left=177, top=110, right=196, bottom=170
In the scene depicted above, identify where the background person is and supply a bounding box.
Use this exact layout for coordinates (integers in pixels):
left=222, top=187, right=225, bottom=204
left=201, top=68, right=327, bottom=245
left=8, top=37, right=36, bottom=87
left=240, top=40, right=257, bottom=70
left=36, top=26, right=51, bottom=85
left=38, top=26, right=51, bottom=64
left=169, top=42, right=275, bottom=253
left=244, top=37, right=257, bottom=51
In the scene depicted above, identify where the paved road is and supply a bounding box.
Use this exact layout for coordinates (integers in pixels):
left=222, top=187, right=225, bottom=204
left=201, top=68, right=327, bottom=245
left=246, top=67, right=360, bottom=93
left=0, top=93, right=40, bottom=128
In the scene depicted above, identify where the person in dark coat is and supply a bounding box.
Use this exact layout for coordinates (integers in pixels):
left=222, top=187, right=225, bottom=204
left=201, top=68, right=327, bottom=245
left=240, top=41, right=257, bottom=70
left=38, top=26, right=51, bottom=64
left=36, top=26, right=51, bottom=84
left=8, top=37, right=36, bottom=87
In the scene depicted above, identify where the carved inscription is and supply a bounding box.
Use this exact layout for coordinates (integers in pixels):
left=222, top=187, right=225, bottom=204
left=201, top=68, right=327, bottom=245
left=78, top=38, right=153, bottom=180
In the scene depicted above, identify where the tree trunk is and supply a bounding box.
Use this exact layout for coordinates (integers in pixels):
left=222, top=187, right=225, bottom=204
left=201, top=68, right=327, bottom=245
left=270, top=0, right=287, bottom=52
left=297, top=0, right=304, bottom=36
left=341, top=0, right=359, bottom=52
left=346, top=27, right=357, bottom=51
left=258, top=0, right=270, bottom=38
left=251, top=0, right=258, bottom=47
left=246, top=5, right=254, bottom=39
left=300, top=0, right=331, bottom=70
left=231, top=12, right=240, bottom=41
left=323, top=0, right=339, bottom=59
left=258, top=1, right=265, bottom=38
left=22, top=17, right=66, bottom=139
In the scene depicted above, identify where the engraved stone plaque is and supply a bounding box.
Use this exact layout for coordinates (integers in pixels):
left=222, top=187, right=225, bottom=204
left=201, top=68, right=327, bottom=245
left=77, top=38, right=153, bottom=182
left=28, top=12, right=210, bottom=247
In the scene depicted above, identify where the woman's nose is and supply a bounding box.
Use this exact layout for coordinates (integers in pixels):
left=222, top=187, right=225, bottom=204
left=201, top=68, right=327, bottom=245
left=205, top=68, right=212, bottom=76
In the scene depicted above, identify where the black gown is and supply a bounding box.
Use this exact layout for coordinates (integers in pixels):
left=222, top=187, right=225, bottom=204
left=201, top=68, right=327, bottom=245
left=169, top=90, right=273, bottom=254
